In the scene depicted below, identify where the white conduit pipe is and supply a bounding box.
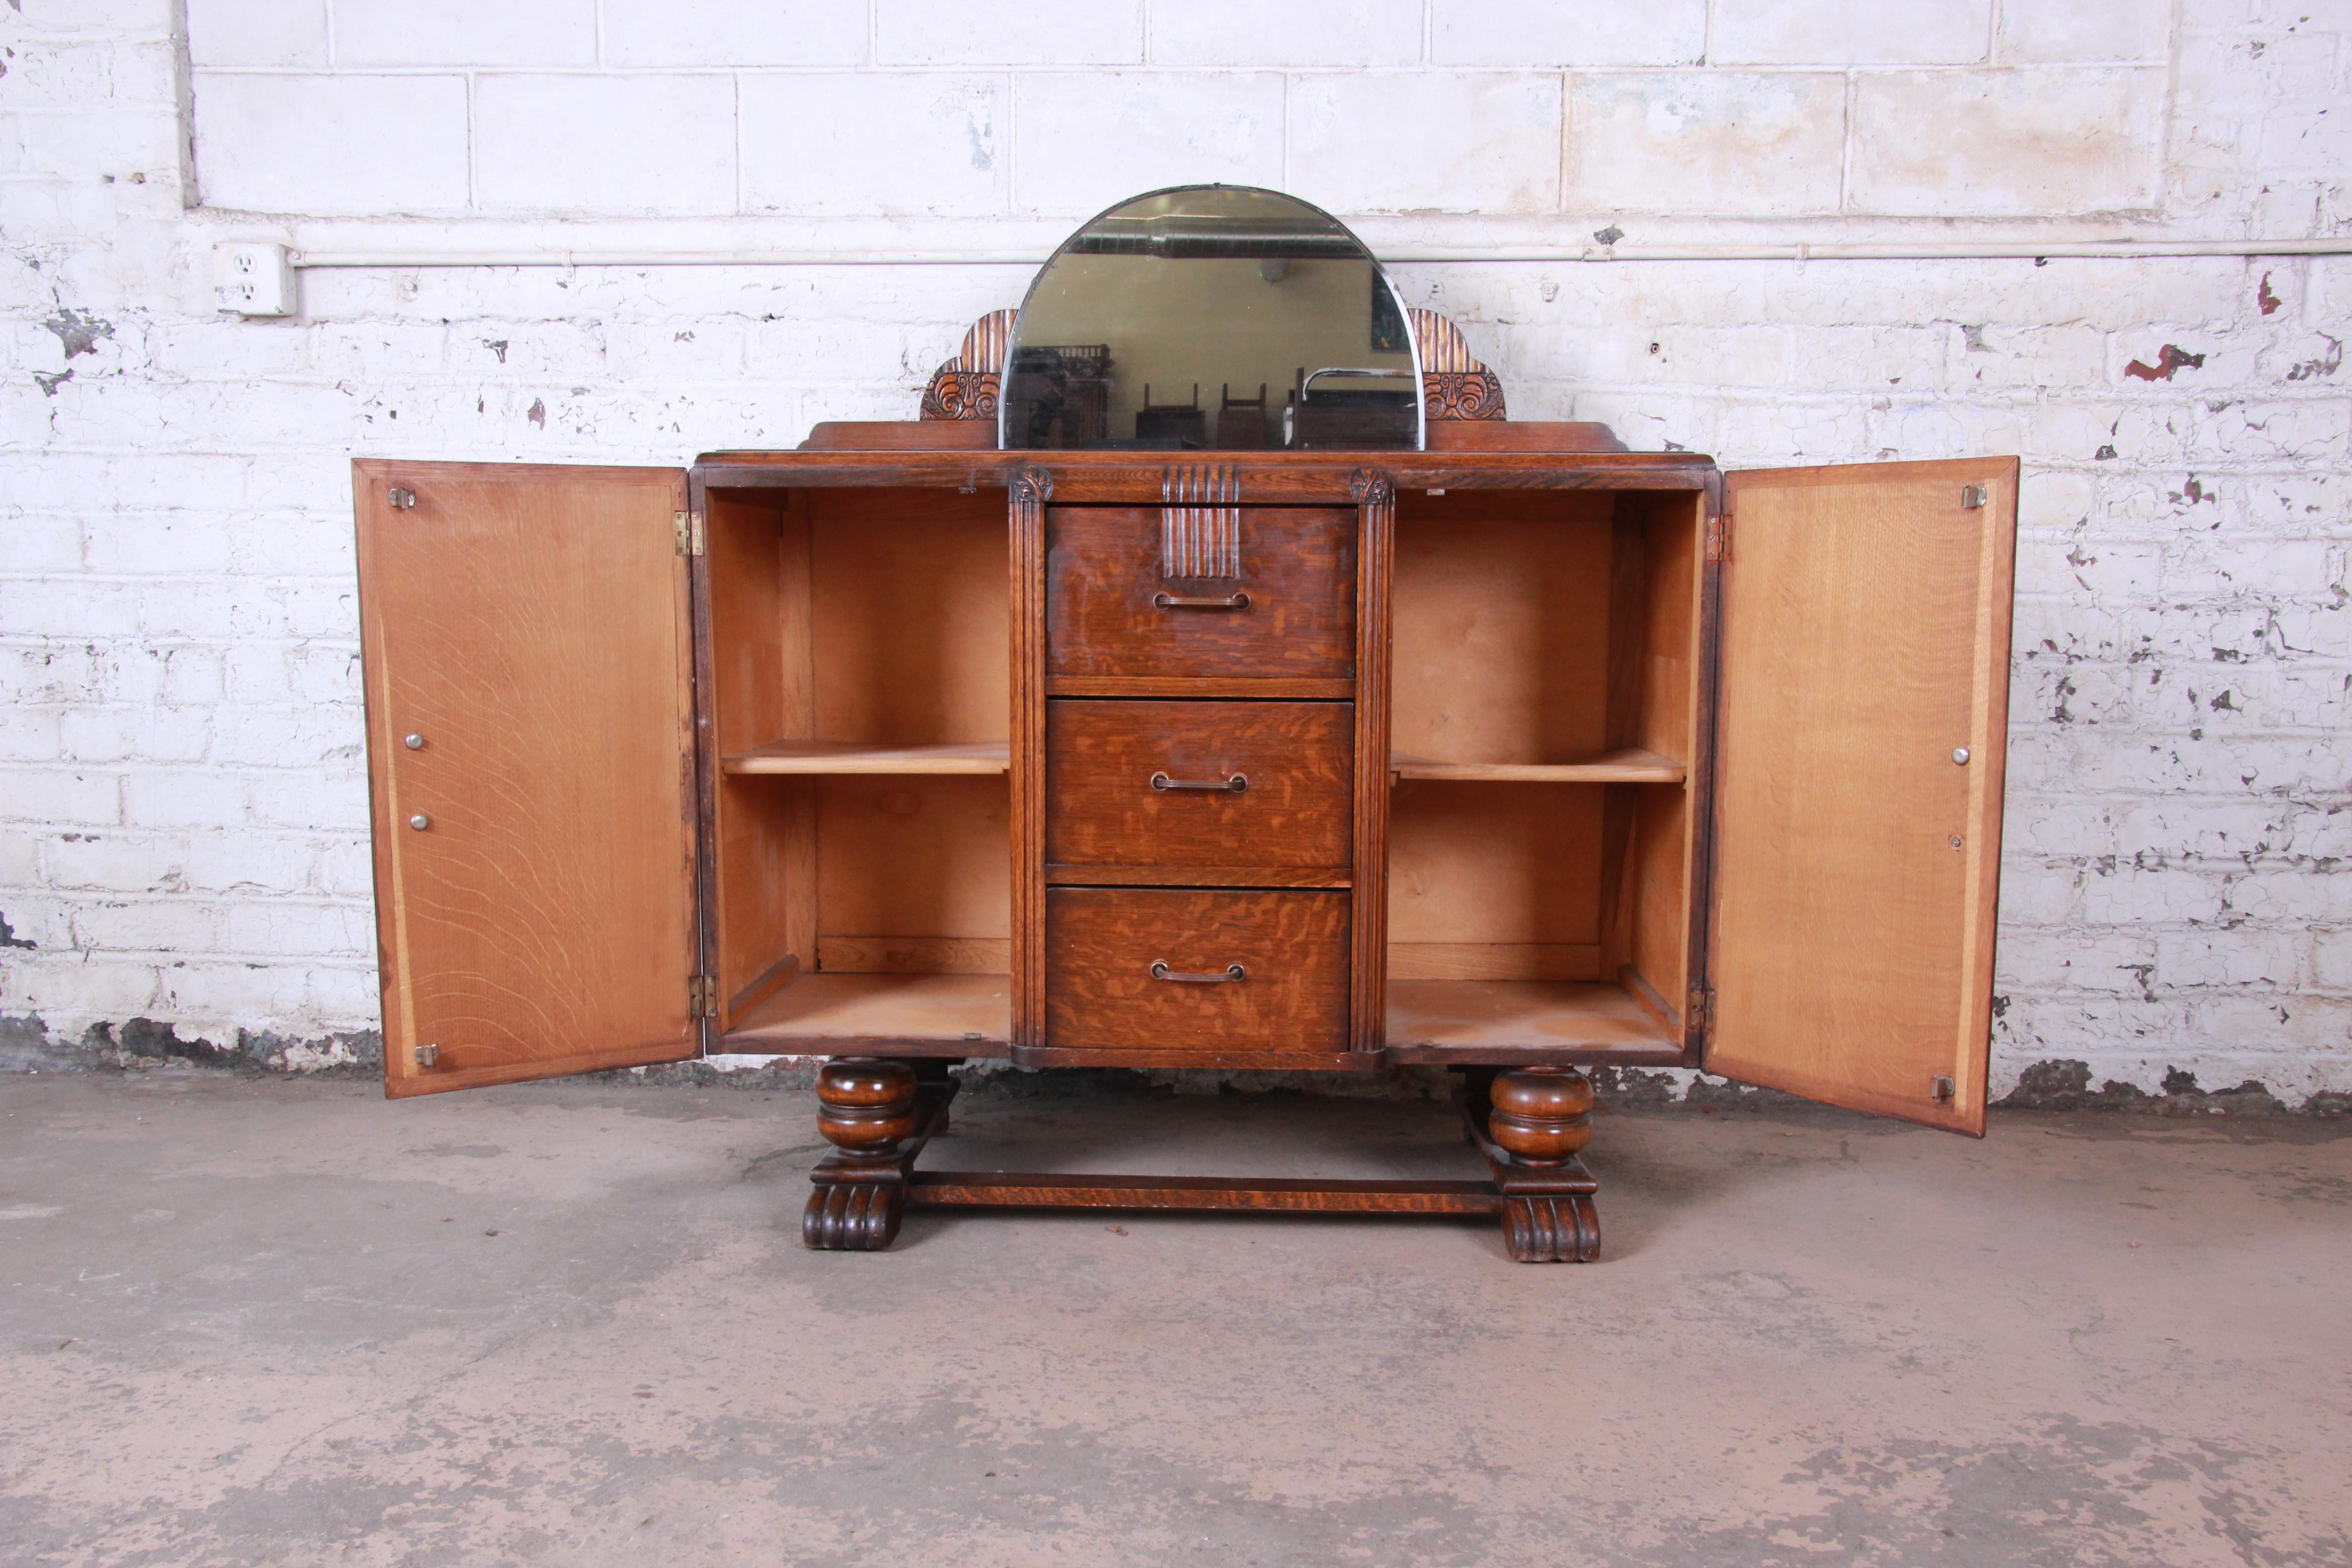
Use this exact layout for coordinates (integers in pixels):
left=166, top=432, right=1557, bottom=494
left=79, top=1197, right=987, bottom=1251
left=286, top=237, right=2352, bottom=269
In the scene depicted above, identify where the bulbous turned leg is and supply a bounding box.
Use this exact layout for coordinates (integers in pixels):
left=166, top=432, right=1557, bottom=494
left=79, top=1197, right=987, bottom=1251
left=1487, top=1068, right=1601, bottom=1264
left=803, top=1058, right=918, bottom=1251
left=1489, top=1067, right=1594, bottom=1162
left=815, top=1058, right=920, bottom=1152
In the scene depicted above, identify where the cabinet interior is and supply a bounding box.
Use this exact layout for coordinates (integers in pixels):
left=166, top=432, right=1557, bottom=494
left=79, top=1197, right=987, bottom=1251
left=696, top=480, right=1701, bottom=1062
left=704, top=485, right=1013, bottom=1047
left=1385, top=489, right=1702, bottom=1060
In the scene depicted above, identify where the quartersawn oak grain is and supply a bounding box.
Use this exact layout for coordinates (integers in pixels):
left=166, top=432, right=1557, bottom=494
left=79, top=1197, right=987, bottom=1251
left=1384, top=979, right=1681, bottom=1064
left=694, top=448, right=1714, bottom=501
left=1010, top=468, right=1051, bottom=1046
left=1389, top=747, right=1685, bottom=784
left=1046, top=507, right=1357, bottom=682
left=702, top=488, right=810, bottom=1027
left=725, top=972, right=1010, bottom=1052
left=1350, top=470, right=1396, bottom=1051
left=723, top=740, right=1010, bottom=774
left=910, top=1173, right=1501, bottom=1213
left=701, top=485, right=1012, bottom=1026
left=1045, top=888, right=1349, bottom=1055
left=355, top=460, right=699, bottom=1098
left=358, top=413, right=2020, bottom=1262
left=1703, top=458, right=2018, bottom=1134
left=1045, top=699, right=1352, bottom=877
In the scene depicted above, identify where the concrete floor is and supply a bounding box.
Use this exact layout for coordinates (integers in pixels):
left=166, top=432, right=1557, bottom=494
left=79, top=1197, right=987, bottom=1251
left=0, top=1072, right=2346, bottom=1568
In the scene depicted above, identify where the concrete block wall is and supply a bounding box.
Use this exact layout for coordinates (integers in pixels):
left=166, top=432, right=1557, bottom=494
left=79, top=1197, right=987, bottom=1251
left=2, top=0, right=2347, bottom=1102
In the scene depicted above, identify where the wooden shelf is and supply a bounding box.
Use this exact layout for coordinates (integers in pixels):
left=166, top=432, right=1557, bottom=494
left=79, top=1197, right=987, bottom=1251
left=724, top=973, right=1010, bottom=1049
left=721, top=740, right=1010, bottom=776
left=1389, top=747, right=1686, bottom=784
left=1384, top=980, right=1682, bottom=1063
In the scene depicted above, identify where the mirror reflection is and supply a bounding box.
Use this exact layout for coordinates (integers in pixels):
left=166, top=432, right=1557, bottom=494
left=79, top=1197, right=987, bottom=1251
left=1003, top=186, right=1421, bottom=451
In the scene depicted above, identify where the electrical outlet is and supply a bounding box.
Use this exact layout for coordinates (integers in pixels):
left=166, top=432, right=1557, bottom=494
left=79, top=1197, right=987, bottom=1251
left=213, top=242, right=295, bottom=317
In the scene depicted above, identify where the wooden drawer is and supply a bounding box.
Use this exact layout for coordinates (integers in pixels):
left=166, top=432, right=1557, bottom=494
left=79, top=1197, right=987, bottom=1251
left=1046, top=888, right=1349, bottom=1053
left=1046, top=507, right=1356, bottom=686
left=1045, top=700, right=1352, bottom=882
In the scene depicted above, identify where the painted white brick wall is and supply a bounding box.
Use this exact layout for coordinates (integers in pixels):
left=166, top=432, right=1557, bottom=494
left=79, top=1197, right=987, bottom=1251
left=2, top=0, right=2347, bottom=1102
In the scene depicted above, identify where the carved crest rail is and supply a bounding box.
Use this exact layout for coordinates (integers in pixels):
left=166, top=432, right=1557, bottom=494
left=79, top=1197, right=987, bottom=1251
left=1160, top=464, right=1241, bottom=579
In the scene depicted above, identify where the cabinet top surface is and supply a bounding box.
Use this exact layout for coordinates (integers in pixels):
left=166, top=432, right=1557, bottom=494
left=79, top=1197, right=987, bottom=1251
left=690, top=446, right=1718, bottom=493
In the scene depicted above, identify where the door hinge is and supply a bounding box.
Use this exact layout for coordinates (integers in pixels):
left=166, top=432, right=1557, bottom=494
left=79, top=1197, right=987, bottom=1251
left=387, top=485, right=416, bottom=510
left=675, top=510, right=705, bottom=557
left=1686, top=985, right=1713, bottom=1030
left=1705, top=512, right=1731, bottom=563
left=412, top=1042, right=439, bottom=1068
left=1960, top=485, right=1989, bottom=510
left=1931, top=1074, right=1957, bottom=1102
left=688, top=975, right=717, bottom=1019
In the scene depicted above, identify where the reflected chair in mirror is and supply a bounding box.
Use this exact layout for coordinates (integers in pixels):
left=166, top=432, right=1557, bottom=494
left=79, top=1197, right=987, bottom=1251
left=1289, top=366, right=1420, bottom=449
left=1135, top=383, right=1206, bottom=448
left=1005, top=344, right=1114, bottom=448
left=1216, top=382, right=1269, bottom=449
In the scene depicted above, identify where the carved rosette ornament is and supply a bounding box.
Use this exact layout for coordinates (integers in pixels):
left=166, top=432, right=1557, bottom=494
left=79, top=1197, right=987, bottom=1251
left=1407, top=308, right=1507, bottom=421
left=1012, top=465, right=1053, bottom=507
left=920, top=370, right=996, bottom=421
left=1424, top=371, right=1507, bottom=420
left=918, top=309, right=1014, bottom=421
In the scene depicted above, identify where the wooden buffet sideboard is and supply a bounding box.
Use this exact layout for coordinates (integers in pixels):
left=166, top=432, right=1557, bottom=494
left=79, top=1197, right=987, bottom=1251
left=353, top=190, right=2017, bottom=1262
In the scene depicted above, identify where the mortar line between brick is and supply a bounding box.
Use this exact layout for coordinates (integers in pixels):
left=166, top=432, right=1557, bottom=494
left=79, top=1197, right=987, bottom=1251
left=464, top=71, right=478, bottom=213
left=164, top=62, right=2195, bottom=79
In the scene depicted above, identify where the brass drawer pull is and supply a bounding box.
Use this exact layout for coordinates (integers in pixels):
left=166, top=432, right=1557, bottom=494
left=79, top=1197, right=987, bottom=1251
left=1151, top=771, right=1247, bottom=793
left=1153, top=591, right=1250, bottom=610
left=1152, top=961, right=1246, bottom=984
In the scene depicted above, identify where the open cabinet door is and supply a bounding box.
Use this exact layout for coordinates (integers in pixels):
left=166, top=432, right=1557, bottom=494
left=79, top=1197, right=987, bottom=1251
left=1703, top=459, right=2017, bottom=1133
left=355, top=461, right=702, bottom=1098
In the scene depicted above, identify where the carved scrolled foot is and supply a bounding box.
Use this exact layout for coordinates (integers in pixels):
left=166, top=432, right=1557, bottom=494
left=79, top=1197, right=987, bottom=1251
left=1501, top=1193, right=1600, bottom=1263
left=803, top=1179, right=905, bottom=1250
left=1487, top=1068, right=1594, bottom=1163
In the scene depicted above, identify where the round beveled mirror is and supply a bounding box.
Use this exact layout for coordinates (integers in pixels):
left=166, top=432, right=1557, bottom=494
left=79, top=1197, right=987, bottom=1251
left=1001, top=185, right=1422, bottom=452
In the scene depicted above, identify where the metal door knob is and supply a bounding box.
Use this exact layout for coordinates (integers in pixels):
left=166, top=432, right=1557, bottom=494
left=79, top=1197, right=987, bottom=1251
left=1951, top=747, right=1970, bottom=765
left=408, top=813, right=431, bottom=830
left=403, top=733, right=425, bottom=750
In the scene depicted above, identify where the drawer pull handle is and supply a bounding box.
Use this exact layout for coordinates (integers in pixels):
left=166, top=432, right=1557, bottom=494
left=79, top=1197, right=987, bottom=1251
left=1153, top=591, right=1251, bottom=611
left=1152, top=961, right=1246, bottom=984
left=1151, top=771, right=1247, bottom=793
